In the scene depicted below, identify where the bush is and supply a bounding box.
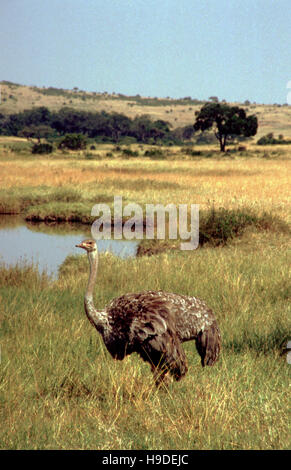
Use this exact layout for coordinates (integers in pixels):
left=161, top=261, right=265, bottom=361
left=84, top=152, right=95, bottom=160
left=144, top=148, right=164, bottom=158
left=257, top=133, right=291, bottom=145
left=199, top=207, right=289, bottom=246
left=199, top=207, right=258, bottom=246
left=257, top=133, right=277, bottom=145
left=31, top=143, right=53, bottom=154
left=58, top=133, right=87, bottom=150
left=182, top=148, right=202, bottom=156
left=122, top=148, right=139, bottom=157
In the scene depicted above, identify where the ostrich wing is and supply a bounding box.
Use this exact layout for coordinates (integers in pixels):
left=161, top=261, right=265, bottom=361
left=107, top=291, right=175, bottom=343
left=107, top=291, right=188, bottom=379
left=129, top=313, right=168, bottom=342
left=129, top=310, right=188, bottom=381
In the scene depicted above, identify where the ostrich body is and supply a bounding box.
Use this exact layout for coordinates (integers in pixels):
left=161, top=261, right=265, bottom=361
left=76, top=239, right=221, bottom=385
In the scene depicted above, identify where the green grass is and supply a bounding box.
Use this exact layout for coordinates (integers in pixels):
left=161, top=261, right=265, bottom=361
left=0, top=245, right=290, bottom=449
left=0, top=185, right=109, bottom=222
left=199, top=206, right=290, bottom=246
left=1, top=181, right=288, bottom=247
left=0, top=185, right=82, bottom=214
left=136, top=207, right=290, bottom=256
left=0, top=145, right=290, bottom=449
left=25, top=201, right=93, bottom=223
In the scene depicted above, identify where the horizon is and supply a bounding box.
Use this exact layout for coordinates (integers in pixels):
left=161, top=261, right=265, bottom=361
left=1, top=1, right=291, bottom=105
left=1, top=79, right=289, bottom=108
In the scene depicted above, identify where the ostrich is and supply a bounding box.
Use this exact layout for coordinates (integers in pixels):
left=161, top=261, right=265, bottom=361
left=76, top=239, right=221, bottom=386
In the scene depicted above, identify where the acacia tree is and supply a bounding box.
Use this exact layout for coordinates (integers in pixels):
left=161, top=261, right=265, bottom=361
left=18, top=124, right=53, bottom=143
left=194, top=103, right=258, bottom=151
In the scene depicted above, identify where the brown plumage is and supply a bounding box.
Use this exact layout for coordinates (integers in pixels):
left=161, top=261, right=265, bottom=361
left=76, top=239, right=221, bottom=386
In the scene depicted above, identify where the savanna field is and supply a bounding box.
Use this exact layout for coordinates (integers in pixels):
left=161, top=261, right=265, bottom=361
left=0, top=139, right=290, bottom=449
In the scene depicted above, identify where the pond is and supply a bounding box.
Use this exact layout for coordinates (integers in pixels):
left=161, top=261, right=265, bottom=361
left=0, top=215, right=138, bottom=278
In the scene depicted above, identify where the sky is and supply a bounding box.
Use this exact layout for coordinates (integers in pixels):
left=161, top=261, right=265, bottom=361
left=0, top=0, right=290, bottom=104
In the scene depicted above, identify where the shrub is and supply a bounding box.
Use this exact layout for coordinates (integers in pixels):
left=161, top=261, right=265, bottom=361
left=31, top=143, right=53, bottom=154
left=84, top=152, right=95, bottom=160
left=257, top=133, right=277, bottom=145
left=58, top=133, right=87, bottom=150
left=257, top=133, right=291, bottom=145
left=199, top=207, right=289, bottom=246
left=199, top=207, right=258, bottom=246
left=182, top=148, right=202, bottom=156
left=122, top=148, right=139, bottom=157
left=144, top=148, right=164, bottom=158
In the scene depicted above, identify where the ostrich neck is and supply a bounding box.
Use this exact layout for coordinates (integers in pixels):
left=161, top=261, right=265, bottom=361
left=84, top=250, right=110, bottom=337
left=86, top=250, right=98, bottom=300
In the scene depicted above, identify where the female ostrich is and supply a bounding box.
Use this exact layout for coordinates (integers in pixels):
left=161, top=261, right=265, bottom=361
left=76, top=239, right=221, bottom=385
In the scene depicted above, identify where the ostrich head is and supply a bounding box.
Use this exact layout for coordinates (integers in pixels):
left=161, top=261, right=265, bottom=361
left=76, top=239, right=97, bottom=253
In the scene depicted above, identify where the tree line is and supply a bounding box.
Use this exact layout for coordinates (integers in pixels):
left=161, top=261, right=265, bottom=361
left=0, top=102, right=259, bottom=151
left=0, top=106, right=184, bottom=144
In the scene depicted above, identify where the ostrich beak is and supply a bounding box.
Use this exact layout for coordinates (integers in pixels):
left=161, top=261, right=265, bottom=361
left=75, top=243, right=84, bottom=249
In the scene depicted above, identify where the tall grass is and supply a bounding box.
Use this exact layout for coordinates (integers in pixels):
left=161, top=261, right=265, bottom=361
left=0, top=245, right=290, bottom=449
left=0, top=147, right=290, bottom=224
left=0, top=144, right=290, bottom=449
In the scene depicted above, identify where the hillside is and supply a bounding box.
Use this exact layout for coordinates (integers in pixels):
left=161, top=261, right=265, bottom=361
left=1, top=81, right=291, bottom=139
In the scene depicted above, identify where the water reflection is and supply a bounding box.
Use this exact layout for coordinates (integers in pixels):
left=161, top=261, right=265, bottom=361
left=0, top=215, right=138, bottom=277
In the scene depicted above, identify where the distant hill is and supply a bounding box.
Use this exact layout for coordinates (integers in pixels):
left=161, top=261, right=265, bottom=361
left=1, top=81, right=290, bottom=138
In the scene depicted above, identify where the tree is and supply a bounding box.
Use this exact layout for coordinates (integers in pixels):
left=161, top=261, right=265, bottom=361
left=131, top=115, right=153, bottom=142
left=181, top=125, right=195, bottom=140
left=194, top=103, right=258, bottom=152
left=0, top=113, right=5, bottom=135
left=21, top=106, right=51, bottom=126
left=108, top=113, right=131, bottom=142
left=58, top=133, right=87, bottom=150
left=149, top=119, right=171, bottom=143
left=18, top=124, right=54, bottom=143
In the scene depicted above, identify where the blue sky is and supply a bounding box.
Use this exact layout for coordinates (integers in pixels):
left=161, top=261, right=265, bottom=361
left=1, top=0, right=290, bottom=104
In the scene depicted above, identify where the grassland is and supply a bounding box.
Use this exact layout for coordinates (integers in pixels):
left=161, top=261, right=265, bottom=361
left=0, top=139, right=290, bottom=449
left=0, top=245, right=290, bottom=449
left=0, top=139, right=290, bottom=222
left=1, top=81, right=291, bottom=139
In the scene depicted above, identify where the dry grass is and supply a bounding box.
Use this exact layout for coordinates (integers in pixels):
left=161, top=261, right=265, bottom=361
left=0, top=139, right=290, bottom=450
left=0, top=144, right=290, bottom=223
left=1, top=82, right=291, bottom=138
